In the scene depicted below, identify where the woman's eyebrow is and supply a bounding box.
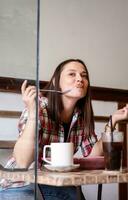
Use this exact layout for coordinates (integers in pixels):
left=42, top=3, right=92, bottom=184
left=67, top=69, right=87, bottom=74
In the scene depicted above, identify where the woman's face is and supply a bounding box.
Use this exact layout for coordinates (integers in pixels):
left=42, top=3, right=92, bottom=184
left=59, top=61, right=89, bottom=100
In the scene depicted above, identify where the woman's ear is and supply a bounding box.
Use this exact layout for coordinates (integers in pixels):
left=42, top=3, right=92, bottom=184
left=52, top=77, right=61, bottom=90
left=52, top=78, right=55, bottom=86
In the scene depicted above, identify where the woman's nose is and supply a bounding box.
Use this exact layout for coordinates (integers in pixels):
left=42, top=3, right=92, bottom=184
left=76, top=74, right=82, bottom=82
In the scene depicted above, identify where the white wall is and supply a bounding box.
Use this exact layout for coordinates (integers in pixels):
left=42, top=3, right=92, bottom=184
left=0, top=0, right=128, bottom=89
left=0, top=0, right=36, bottom=79
left=0, top=92, right=23, bottom=140
left=40, top=0, right=128, bottom=89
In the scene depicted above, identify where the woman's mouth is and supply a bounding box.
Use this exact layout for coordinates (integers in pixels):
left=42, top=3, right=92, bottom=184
left=75, top=84, right=83, bottom=88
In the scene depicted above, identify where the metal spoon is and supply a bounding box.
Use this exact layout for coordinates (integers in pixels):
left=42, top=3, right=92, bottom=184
left=40, top=88, right=73, bottom=94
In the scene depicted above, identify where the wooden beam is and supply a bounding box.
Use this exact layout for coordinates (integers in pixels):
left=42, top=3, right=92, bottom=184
left=0, top=77, right=36, bottom=93
left=91, top=86, right=128, bottom=102
left=0, top=111, right=21, bottom=118
left=0, top=77, right=128, bottom=103
left=94, top=116, right=109, bottom=122
left=0, top=140, right=16, bottom=149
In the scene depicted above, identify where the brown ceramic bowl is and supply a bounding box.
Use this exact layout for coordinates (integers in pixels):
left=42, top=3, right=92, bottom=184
left=74, top=156, right=105, bottom=170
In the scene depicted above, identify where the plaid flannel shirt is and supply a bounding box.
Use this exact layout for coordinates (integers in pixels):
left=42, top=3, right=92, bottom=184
left=38, top=97, right=97, bottom=166
left=0, top=96, right=97, bottom=190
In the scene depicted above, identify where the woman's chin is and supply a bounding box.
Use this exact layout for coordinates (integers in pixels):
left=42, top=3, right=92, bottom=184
left=71, top=93, right=85, bottom=99
left=65, top=90, right=86, bottom=99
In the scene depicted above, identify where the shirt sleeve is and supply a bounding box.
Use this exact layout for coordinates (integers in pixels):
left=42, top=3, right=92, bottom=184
left=81, top=132, right=98, bottom=157
left=0, top=109, right=30, bottom=190
left=18, top=108, right=28, bottom=136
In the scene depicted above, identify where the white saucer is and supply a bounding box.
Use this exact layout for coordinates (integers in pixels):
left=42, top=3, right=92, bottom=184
left=44, top=164, right=80, bottom=172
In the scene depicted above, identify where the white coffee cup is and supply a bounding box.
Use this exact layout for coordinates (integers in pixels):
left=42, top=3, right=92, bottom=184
left=43, top=142, right=74, bottom=167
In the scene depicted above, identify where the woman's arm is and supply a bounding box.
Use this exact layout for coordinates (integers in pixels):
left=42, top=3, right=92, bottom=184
left=13, top=118, right=36, bottom=168
left=89, top=139, right=103, bottom=157
left=110, top=106, right=128, bottom=130
left=89, top=105, right=128, bottom=157
left=13, top=80, right=36, bottom=168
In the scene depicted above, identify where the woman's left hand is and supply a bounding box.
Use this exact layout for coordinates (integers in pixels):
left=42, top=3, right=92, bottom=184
left=112, top=105, right=128, bottom=126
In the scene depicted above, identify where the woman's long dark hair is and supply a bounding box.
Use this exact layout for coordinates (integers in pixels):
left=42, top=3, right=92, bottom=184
left=42, top=59, right=94, bottom=138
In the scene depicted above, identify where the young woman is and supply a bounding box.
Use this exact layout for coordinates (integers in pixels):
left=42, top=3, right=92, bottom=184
left=1, top=59, right=128, bottom=200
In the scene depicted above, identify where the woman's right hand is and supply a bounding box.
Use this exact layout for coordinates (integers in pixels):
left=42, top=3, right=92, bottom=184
left=21, top=80, right=36, bottom=117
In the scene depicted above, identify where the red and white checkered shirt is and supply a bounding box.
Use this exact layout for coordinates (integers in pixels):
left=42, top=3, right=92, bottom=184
left=0, top=96, right=97, bottom=190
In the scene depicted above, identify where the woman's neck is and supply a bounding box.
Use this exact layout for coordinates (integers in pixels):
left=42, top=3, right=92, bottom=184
left=61, top=98, right=77, bottom=123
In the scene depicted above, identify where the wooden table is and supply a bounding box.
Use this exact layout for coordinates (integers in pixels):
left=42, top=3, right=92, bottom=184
left=0, top=168, right=128, bottom=199
left=1, top=168, right=128, bottom=185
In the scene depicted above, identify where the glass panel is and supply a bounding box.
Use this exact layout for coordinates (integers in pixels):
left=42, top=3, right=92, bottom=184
left=0, top=0, right=37, bottom=199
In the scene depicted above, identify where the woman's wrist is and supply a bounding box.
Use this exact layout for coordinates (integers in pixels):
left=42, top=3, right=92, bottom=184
left=104, top=115, right=116, bottom=132
left=28, top=116, right=36, bottom=121
left=28, top=113, right=36, bottom=121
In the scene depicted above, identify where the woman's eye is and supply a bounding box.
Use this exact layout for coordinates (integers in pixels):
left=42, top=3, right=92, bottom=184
left=69, top=73, right=75, bottom=76
left=82, top=74, right=88, bottom=79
